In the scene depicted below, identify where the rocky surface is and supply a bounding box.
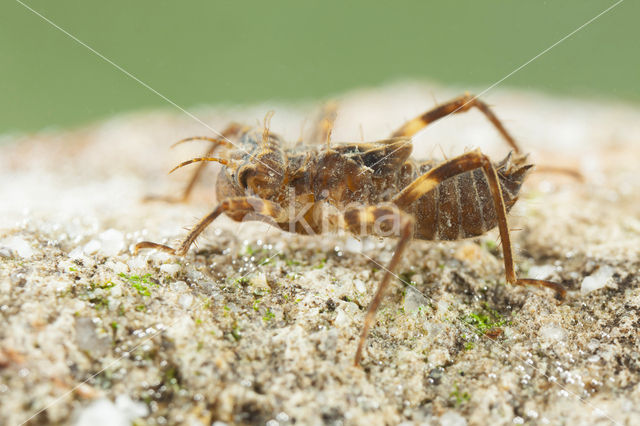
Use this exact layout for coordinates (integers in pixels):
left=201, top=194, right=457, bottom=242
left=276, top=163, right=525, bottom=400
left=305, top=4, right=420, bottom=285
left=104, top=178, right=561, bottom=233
left=1, top=83, right=639, bottom=425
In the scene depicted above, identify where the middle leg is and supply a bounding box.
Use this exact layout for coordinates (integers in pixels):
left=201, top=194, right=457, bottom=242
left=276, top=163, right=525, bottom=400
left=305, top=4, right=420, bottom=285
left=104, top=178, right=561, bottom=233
left=309, top=100, right=339, bottom=148
left=342, top=203, right=415, bottom=366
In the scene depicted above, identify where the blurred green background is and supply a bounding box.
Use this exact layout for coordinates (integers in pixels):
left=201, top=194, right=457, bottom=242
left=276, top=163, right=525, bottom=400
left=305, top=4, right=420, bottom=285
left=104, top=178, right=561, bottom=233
left=1, top=0, right=638, bottom=135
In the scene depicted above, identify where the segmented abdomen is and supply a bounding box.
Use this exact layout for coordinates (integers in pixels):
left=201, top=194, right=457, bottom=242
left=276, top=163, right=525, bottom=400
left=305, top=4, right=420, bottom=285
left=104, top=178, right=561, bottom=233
left=409, top=166, right=522, bottom=241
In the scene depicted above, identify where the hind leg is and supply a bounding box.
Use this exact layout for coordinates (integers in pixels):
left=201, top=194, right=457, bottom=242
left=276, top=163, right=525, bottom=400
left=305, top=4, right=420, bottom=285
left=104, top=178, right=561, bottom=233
left=391, top=93, right=522, bottom=154
left=392, top=95, right=584, bottom=180
left=392, top=148, right=566, bottom=297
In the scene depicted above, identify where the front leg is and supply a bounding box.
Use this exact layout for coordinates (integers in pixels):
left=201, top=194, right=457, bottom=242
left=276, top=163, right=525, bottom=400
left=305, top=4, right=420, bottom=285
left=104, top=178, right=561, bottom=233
left=342, top=204, right=415, bottom=366
left=134, top=197, right=286, bottom=256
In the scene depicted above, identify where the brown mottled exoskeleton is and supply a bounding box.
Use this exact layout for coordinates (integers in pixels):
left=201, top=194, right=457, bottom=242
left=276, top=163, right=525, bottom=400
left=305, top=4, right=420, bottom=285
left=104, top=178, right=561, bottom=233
left=135, top=94, right=566, bottom=366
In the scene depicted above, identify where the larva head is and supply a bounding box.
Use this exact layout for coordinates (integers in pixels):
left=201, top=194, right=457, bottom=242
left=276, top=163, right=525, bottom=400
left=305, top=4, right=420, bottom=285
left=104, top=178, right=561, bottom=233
left=217, top=128, right=286, bottom=201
